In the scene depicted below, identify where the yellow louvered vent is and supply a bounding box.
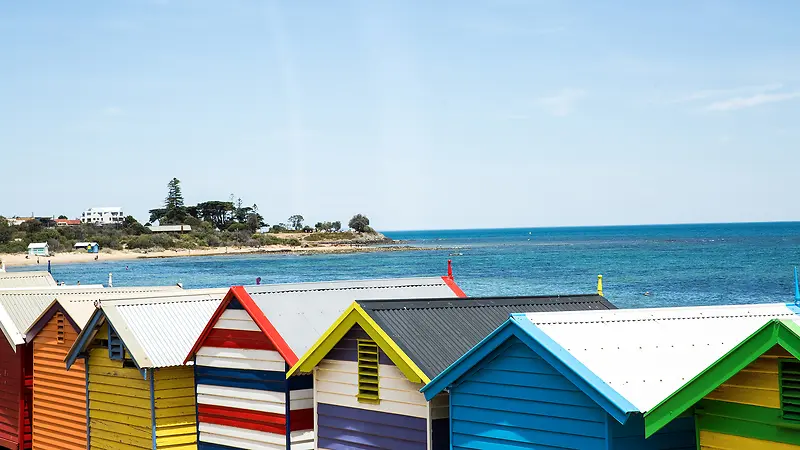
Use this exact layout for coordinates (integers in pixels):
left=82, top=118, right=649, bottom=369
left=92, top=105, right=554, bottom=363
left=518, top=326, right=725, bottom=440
left=357, top=339, right=380, bottom=404
left=56, top=312, right=65, bottom=344
left=781, top=360, right=800, bottom=421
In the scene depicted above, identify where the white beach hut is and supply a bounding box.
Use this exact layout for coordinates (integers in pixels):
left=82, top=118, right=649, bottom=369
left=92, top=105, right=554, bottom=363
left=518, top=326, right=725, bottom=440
left=27, top=243, right=49, bottom=257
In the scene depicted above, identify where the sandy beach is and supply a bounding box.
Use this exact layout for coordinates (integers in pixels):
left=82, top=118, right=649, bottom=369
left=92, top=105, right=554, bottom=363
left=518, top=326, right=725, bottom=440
left=0, top=244, right=429, bottom=268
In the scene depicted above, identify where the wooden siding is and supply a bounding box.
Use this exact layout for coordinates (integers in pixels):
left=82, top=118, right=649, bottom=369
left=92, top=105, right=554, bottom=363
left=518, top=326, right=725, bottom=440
left=316, top=359, right=427, bottom=418
left=430, top=393, right=449, bottom=450
left=0, top=340, right=21, bottom=449
left=195, top=302, right=311, bottom=449
left=154, top=366, right=197, bottom=450
left=31, top=315, right=86, bottom=450
left=316, top=356, right=430, bottom=449
left=448, top=336, right=696, bottom=450
left=705, top=345, right=788, bottom=408
left=327, top=325, right=394, bottom=365
left=450, top=338, right=608, bottom=449
left=699, top=430, right=798, bottom=450
left=87, top=324, right=152, bottom=450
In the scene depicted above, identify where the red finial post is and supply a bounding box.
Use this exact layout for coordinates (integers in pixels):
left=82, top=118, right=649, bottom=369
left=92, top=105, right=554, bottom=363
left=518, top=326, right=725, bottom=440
left=447, top=259, right=453, bottom=278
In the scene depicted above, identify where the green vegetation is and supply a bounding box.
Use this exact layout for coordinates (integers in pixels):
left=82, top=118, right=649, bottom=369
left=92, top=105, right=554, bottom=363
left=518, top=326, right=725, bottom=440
left=0, top=178, right=378, bottom=253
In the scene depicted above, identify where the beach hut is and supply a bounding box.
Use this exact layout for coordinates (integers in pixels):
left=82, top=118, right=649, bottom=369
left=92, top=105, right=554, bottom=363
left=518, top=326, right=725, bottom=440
left=73, top=242, right=99, bottom=253
left=421, top=303, right=800, bottom=450
left=64, top=292, right=226, bottom=450
left=21, top=287, right=219, bottom=450
left=644, top=316, right=800, bottom=448
left=287, top=293, right=615, bottom=450
left=0, top=286, right=186, bottom=450
left=184, top=274, right=463, bottom=450
left=26, top=244, right=48, bottom=257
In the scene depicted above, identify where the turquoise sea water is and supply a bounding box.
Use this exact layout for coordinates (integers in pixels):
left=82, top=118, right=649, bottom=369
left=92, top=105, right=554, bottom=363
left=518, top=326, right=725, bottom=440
left=8, top=222, right=800, bottom=309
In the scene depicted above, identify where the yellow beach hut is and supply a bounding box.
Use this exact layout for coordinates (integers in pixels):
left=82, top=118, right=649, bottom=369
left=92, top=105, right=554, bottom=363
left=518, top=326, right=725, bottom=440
left=64, top=293, right=224, bottom=450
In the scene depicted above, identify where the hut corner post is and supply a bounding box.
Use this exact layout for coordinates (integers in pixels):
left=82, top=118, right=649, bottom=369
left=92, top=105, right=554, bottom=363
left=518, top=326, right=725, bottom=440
left=17, top=345, right=24, bottom=450
left=285, top=363, right=291, bottom=450
left=597, top=275, right=603, bottom=296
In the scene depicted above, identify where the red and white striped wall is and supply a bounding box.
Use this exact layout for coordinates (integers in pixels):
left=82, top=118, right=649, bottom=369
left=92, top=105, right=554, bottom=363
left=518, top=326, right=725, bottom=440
left=193, top=298, right=313, bottom=450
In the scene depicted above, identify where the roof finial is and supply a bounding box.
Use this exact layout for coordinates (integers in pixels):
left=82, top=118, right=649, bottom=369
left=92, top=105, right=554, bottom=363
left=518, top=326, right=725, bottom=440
left=597, top=274, right=603, bottom=296
left=448, top=260, right=453, bottom=279
left=794, top=267, right=799, bottom=303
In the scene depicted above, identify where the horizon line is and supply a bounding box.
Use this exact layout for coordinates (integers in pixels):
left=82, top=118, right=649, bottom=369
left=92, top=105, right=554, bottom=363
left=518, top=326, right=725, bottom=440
left=379, top=219, right=800, bottom=233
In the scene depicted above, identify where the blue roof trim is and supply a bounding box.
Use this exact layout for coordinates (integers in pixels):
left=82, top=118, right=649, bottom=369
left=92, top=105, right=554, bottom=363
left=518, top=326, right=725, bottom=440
left=512, top=316, right=638, bottom=424
left=785, top=302, right=800, bottom=316
left=421, top=313, right=638, bottom=425
left=65, top=309, right=105, bottom=370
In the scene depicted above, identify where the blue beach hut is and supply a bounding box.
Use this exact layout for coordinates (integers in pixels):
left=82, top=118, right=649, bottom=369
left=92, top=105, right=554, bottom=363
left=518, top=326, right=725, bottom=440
left=421, top=303, right=800, bottom=450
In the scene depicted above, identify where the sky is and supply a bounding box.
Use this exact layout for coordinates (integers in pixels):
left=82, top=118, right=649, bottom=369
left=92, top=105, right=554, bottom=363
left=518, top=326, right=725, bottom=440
left=1, top=1, right=799, bottom=230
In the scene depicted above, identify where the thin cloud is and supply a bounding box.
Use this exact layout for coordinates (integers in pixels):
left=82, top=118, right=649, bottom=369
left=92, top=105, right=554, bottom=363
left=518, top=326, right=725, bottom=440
left=673, top=83, right=782, bottom=103
left=706, top=92, right=800, bottom=111
left=537, top=89, right=585, bottom=117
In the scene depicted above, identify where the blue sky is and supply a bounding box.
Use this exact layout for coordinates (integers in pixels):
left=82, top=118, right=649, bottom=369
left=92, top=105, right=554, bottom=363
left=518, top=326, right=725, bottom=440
left=1, top=1, right=798, bottom=230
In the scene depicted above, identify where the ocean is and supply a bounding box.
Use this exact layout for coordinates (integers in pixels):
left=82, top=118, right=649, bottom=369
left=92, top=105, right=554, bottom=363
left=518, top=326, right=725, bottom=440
left=8, top=222, right=800, bottom=309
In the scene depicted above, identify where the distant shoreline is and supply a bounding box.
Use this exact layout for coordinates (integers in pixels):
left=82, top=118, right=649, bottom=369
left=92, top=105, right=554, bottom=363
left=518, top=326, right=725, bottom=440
left=0, top=244, right=435, bottom=268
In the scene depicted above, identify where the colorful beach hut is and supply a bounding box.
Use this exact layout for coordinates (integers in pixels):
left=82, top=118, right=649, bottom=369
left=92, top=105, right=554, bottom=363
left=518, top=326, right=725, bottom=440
left=421, top=303, right=800, bottom=450
left=0, top=286, right=178, bottom=450
left=644, top=316, right=800, bottom=448
left=184, top=275, right=463, bottom=450
left=287, top=294, right=615, bottom=450
left=64, top=292, right=225, bottom=450
left=21, top=287, right=219, bottom=450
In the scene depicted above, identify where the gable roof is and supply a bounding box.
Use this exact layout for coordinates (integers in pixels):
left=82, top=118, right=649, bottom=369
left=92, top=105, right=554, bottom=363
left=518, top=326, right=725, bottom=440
left=360, top=294, right=615, bottom=379
left=0, top=271, right=56, bottom=289
left=644, top=318, right=800, bottom=437
left=288, top=294, right=615, bottom=384
left=421, top=315, right=639, bottom=424
left=23, top=287, right=221, bottom=342
left=186, top=276, right=464, bottom=367
left=67, top=291, right=226, bottom=369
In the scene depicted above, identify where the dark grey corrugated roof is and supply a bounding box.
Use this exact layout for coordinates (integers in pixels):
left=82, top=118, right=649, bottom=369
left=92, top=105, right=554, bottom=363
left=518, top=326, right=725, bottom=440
left=358, top=295, right=616, bottom=379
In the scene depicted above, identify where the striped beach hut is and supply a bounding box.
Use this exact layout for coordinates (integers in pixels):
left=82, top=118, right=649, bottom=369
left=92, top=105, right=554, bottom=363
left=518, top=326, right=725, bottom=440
left=21, top=287, right=219, bottom=450
left=64, top=292, right=225, bottom=450
left=422, top=303, right=800, bottom=449
left=288, top=294, right=615, bottom=450
left=0, top=286, right=175, bottom=450
left=184, top=275, right=463, bottom=450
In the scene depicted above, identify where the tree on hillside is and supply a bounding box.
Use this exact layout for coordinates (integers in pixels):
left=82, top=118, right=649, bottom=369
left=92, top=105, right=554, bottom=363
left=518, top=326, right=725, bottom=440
left=123, top=215, right=149, bottom=234
left=58, top=215, right=68, bottom=220
left=348, top=214, right=371, bottom=233
left=332, top=221, right=342, bottom=232
left=0, top=218, right=12, bottom=244
left=195, top=201, right=235, bottom=230
left=150, top=178, right=188, bottom=224
left=288, top=215, right=304, bottom=231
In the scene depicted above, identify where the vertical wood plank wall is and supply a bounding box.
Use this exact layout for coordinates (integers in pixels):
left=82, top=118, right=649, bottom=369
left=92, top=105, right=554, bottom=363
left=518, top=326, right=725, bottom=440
left=31, top=314, right=86, bottom=450
left=87, top=323, right=153, bottom=450
left=0, top=340, right=21, bottom=449
left=195, top=299, right=312, bottom=449
left=154, top=366, right=197, bottom=450
left=315, top=325, right=429, bottom=450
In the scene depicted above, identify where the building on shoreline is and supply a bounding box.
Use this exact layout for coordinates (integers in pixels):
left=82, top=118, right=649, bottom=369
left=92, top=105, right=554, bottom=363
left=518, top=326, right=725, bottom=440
left=80, top=207, right=123, bottom=225
left=27, top=243, right=49, bottom=257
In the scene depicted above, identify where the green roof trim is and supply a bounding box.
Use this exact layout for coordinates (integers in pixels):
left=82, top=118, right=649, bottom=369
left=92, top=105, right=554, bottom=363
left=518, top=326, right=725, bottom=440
left=644, top=319, right=800, bottom=437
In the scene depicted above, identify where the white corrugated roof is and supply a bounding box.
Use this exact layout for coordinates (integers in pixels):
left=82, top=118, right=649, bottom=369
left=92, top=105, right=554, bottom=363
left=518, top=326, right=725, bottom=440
left=100, top=290, right=226, bottom=368
left=0, top=286, right=190, bottom=347
left=0, top=271, right=56, bottom=289
left=245, top=276, right=459, bottom=358
left=27, top=243, right=48, bottom=249
left=524, top=303, right=799, bottom=413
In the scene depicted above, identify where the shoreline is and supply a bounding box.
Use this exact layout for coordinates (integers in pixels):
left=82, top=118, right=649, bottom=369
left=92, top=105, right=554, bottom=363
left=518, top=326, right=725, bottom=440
left=0, top=244, right=437, bottom=268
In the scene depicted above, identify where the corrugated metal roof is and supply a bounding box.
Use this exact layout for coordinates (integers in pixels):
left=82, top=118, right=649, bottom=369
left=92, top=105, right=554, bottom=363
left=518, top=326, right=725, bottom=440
left=0, top=271, right=56, bottom=289
left=101, top=291, right=226, bottom=368
left=245, top=277, right=459, bottom=358
left=360, top=294, right=616, bottom=378
left=523, top=303, right=799, bottom=413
